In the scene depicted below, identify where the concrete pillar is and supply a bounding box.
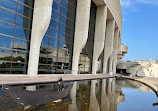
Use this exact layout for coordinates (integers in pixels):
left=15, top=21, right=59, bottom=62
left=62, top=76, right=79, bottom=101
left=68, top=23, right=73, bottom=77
left=27, top=0, right=53, bottom=76
left=92, top=6, right=107, bottom=74
left=109, top=28, right=119, bottom=74
left=72, top=0, right=91, bottom=75
left=113, top=32, right=120, bottom=73
left=103, top=20, right=115, bottom=74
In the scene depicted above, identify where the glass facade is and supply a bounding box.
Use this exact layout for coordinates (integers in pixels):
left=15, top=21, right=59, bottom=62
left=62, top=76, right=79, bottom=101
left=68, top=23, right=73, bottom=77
left=79, top=1, right=97, bottom=74
left=0, top=0, right=98, bottom=75
left=0, top=0, right=34, bottom=74
left=38, top=0, right=77, bottom=74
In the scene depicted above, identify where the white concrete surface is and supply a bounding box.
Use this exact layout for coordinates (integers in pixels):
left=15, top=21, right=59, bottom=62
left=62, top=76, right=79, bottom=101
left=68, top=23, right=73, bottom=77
left=71, top=0, right=91, bottom=75
left=27, top=0, right=53, bottom=76
left=92, top=6, right=107, bottom=74
left=103, top=20, right=115, bottom=74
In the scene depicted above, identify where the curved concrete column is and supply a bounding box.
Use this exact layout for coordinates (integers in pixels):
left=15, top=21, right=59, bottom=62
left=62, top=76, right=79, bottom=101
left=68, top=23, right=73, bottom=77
left=103, top=20, right=115, bottom=74
left=72, top=0, right=91, bottom=75
left=27, top=0, right=53, bottom=76
left=92, top=6, right=107, bottom=74
left=109, top=28, right=119, bottom=74
left=101, top=79, right=109, bottom=111
left=89, top=80, right=100, bottom=111
left=113, top=32, right=120, bottom=73
left=69, top=82, right=79, bottom=111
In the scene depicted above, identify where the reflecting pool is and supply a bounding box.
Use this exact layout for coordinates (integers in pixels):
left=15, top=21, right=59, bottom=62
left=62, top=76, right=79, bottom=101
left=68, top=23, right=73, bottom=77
left=0, top=78, right=157, bottom=111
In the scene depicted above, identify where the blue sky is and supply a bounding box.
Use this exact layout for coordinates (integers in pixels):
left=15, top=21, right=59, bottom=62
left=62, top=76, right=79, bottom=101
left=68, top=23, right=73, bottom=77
left=120, top=0, right=158, bottom=61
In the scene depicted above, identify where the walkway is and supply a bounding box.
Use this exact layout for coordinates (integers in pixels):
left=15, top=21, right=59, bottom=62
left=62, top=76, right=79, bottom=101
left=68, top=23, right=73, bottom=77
left=0, top=74, right=118, bottom=85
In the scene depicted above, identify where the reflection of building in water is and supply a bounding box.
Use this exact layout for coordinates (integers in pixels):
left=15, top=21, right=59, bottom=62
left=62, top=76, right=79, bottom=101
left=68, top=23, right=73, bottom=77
left=89, top=80, right=100, bottom=111
left=0, top=0, right=126, bottom=75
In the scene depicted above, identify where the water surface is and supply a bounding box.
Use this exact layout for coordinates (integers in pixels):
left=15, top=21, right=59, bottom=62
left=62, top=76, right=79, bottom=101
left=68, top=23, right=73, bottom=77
left=0, top=78, right=157, bottom=111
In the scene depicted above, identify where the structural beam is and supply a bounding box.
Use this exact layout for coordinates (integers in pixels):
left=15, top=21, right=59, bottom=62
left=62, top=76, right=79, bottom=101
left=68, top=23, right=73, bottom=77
left=103, top=20, right=115, bottom=74
left=92, top=5, right=107, bottom=74
left=71, top=0, right=91, bottom=75
left=27, top=0, right=53, bottom=76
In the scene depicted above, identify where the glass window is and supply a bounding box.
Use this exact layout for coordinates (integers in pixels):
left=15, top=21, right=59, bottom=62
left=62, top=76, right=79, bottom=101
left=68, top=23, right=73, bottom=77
left=49, top=28, right=59, bottom=39
left=18, top=0, right=34, bottom=8
left=12, top=52, right=28, bottom=63
left=17, top=3, right=33, bottom=18
left=11, top=63, right=27, bottom=74
left=0, top=8, right=16, bottom=24
left=59, top=40, right=65, bottom=48
left=52, top=1, right=61, bottom=13
left=0, top=35, right=13, bottom=48
left=59, top=32, right=65, bottom=41
left=61, top=15, right=66, bottom=25
left=52, top=11, right=60, bottom=21
left=60, top=24, right=66, bottom=33
left=0, top=21, right=15, bottom=36
left=0, top=0, right=17, bottom=12
left=15, top=27, right=31, bottom=40
left=61, top=7, right=67, bottom=16
left=0, top=61, right=11, bottom=74
left=42, top=36, right=49, bottom=45
left=62, top=0, right=68, bottom=8
left=50, top=19, right=60, bottom=30
left=49, top=38, right=58, bottom=47
left=16, top=15, right=32, bottom=29
left=0, top=48, right=12, bottom=61
left=39, top=0, right=77, bottom=74
left=0, top=0, right=34, bottom=74
left=14, top=39, right=29, bottom=51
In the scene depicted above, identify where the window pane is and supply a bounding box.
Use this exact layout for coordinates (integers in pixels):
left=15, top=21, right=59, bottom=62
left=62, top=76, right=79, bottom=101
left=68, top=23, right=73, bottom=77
left=15, top=27, right=31, bottom=40
left=49, top=38, right=58, bottom=47
left=18, top=3, right=33, bottom=18
left=18, top=0, right=34, bottom=8
left=50, top=19, right=60, bottom=30
left=16, top=15, right=32, bottom=29
left=0, top=35, right=13, bottom=48
left=0, top=0, right=17, bottom=12
left=0, top=8, right=16, bottom=24
left=49, top=28, right=59, bottom=39
left=0, top=21, right=15, bottom=36
left=52, top=11, right=60, bottom=21
left=11, top=63, right=27, bottom=74
left=52, top=1, right=61, bottom=13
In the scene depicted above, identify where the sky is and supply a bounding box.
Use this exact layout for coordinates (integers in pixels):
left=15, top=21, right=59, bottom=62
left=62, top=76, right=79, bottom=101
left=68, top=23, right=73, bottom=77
left=120, top=0, right=158, bottom=61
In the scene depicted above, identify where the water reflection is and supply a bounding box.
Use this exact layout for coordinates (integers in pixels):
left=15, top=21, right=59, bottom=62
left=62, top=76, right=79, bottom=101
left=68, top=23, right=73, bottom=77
left=101, top=79, right=109, bottom=111
left=0, top=78, right=157, bottom=111
left=89, top=80, right=100, bottom=111
left=68, top=82, right=79, bottom=111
